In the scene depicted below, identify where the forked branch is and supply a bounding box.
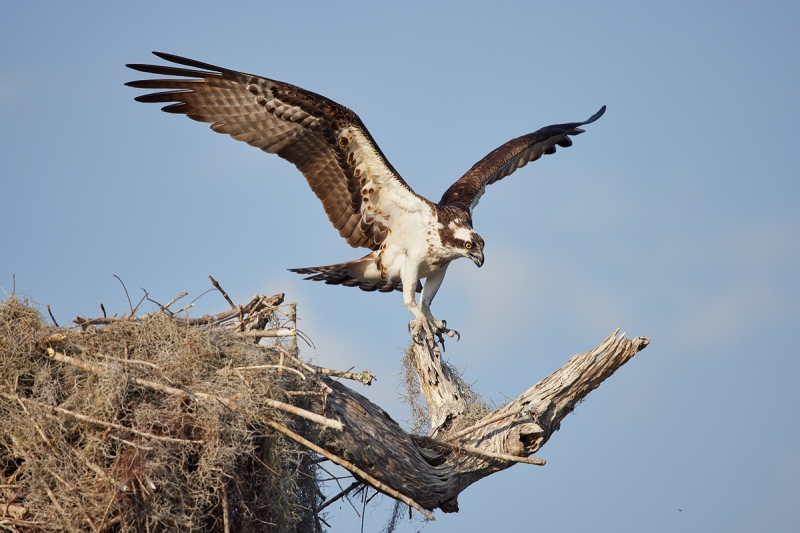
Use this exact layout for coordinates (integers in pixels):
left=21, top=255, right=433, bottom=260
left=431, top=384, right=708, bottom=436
left=305, top=329, right=649, bottom=513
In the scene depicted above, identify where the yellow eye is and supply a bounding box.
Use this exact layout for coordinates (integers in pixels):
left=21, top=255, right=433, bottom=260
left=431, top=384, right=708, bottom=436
left=465, top=242, right=473, bottom=250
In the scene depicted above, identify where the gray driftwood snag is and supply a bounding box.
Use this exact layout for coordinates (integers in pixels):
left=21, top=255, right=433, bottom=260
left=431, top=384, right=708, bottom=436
left=307, top=330, right=649, bottom=514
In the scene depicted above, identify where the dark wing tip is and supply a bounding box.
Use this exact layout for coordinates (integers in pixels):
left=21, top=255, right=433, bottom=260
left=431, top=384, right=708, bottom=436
left=150, top=51, right=229, bottom=74
left=125, top=63, right=156, bottom=74
left=152, top=51, right=176, bottom=61
left=569, top=105, right=606, bottom=135
left=583, top=105, right=606, bottom=125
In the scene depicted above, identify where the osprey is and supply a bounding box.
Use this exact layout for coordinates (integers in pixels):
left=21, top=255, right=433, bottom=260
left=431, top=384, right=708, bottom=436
left=127, top=52, right=604, bottom=344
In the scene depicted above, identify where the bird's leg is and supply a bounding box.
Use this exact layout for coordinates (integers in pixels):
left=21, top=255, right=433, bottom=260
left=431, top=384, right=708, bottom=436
left=421, top=265, right=459, bottom=347
left=402, top=268, right=439, bottom=349
left=409, top=266, right=460, bottom=349
left=404, top=289, right=436, bottom=348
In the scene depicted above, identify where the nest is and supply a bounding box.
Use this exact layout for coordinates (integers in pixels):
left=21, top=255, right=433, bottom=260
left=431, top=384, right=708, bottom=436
left=0, top=291, right=331, bottom=532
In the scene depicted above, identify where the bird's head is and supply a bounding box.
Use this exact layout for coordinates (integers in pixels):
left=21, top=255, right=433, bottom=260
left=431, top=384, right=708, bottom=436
left=451, top=225, right=485, bottom=267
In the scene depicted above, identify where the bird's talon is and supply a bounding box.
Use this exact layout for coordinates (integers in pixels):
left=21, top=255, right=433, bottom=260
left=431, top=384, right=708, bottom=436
left=409, top=318, right=459, bottom=350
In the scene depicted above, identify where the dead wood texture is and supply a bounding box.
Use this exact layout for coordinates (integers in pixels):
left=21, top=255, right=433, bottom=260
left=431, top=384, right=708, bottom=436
left=306, top=330, right=649, bottom=513
left=1, top=289, right=648, bottom=530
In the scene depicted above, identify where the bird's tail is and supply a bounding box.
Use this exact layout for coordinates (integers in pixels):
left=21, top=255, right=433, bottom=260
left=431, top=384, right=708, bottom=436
left=289, top=257, right=420, bottom=293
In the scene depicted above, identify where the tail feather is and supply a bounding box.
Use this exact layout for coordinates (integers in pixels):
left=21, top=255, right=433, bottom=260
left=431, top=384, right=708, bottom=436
left=289, top=259, right=421, bottom=293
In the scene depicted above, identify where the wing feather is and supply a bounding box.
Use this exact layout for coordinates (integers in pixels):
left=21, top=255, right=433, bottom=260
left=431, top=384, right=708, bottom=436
left=127, top=52, right=428, bottom=250
left=439, top=106, right=605, bottom=211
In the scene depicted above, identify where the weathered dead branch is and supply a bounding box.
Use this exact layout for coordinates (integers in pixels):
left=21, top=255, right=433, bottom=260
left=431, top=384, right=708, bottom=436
left=1, top=283, right=648, bottom=530
left=300, top=329, right=649, bottom=513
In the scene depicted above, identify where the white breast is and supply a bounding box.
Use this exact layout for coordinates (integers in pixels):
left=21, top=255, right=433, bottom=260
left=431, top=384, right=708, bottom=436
left=378, top=204, right=443, bottom=281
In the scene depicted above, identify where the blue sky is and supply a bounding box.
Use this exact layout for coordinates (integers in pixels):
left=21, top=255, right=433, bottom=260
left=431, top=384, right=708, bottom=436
left=2, top=1, right=799, bottom=531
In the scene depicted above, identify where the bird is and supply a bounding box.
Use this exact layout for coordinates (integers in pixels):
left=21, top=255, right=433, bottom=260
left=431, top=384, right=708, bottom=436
left=126, top=52, right=605, bottom=346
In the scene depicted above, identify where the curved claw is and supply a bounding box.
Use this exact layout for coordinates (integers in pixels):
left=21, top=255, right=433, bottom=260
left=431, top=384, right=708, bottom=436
left=433, top=320, right=460, bottom=346
left=408, top=318, right=460, bottom=352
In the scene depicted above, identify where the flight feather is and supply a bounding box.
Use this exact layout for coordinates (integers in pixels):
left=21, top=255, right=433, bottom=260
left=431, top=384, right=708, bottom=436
left=126, top=52, right=427, bottom=251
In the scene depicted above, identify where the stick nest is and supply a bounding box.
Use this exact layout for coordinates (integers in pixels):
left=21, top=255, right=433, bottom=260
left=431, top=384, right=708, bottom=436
left=0, top=293, right=326, bottom=532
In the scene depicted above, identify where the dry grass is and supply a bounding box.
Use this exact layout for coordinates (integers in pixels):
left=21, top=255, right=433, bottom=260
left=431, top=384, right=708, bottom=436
left=0, top=294, right=325, bottom=532
left=400, top=344, right=490, bottom=436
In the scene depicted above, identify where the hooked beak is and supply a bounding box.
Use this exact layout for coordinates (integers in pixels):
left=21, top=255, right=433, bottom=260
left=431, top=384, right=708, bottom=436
left=470, top=250, right=484, bottom=268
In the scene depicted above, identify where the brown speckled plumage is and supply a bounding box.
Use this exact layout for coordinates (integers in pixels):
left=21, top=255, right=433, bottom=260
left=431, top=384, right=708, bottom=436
left=127, top=52, right=415, bottom=252
left=126, top=52, right=603, bottom=328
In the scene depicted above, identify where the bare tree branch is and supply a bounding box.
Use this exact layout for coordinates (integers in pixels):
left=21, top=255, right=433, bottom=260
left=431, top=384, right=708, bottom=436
left=304, top=330, right=649, bottom=513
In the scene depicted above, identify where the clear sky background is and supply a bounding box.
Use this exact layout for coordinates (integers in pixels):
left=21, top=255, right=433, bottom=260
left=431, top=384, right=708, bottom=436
left=2, top=1, right=799, bottom=531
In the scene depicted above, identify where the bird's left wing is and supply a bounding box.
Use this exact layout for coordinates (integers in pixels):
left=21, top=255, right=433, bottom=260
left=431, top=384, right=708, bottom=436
left=438, top=106, right=605, bottom=211
left=126, top=52, right=428, bottom=251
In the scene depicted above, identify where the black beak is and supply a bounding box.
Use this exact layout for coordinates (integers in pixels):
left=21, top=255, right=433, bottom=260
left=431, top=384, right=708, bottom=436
left=470, top=250, right=484, bottom=268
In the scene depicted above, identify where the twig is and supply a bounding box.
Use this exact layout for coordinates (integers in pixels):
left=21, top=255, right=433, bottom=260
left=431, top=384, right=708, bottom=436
left=221, top=483, right=230, bottom=533
left=308, top=365, right=376, bottom=386
left=71, top=293, right=287, bottom=329
left=209, top=276, right=235, bottom=309
left=73, top=306, right=238, bottom=328
left=447, top=406, right=527, bottom=441
left=96, top=493, right=116, bottom=533
left=44, top=348, right=105, bottom=374
left=236, top=304, right=245, bottom=332
left=233, top=365, right=307, bottom=380
left=172, top=302, right=195, bottom=316
left=15, top=395, right=52, bottom=447
left=459, top=445, right=545, bottom=466
left=43, top=485, right=64, bottom=517
left=295, top=328, right=315, bottom=349
left=258, top=397, right=342, bottom=431
left=0, top=519, right=48, bottom=529
left=113, top=275, right=132, bottom=313
left=0, top=503, right=27, bottom=520
left=130, top=288, right=149, bottom=316
left=146, top=292, right=188, bottom=316
left=46, top=305, right=59, bottom=327
left=318, top=465, right=364, bottom=519
left=261, top=417, right=435, bottom=521
left=250, top=453, right=282, bottom=477
left=318, top=481, right=362, bottom=512
left=360, top=485, right=368, bottom=529
left=45, top=348, right=343, bottom=431
left=365, top=487, right=380, bottom=505
left=100, top=302, right=107, bottom=318
left=236, top=328, right=297, bottom=338
left=181, top=288, right=216, bottom=312
left=184, top=308, right=190, bottom=345
left=73, top=316, right=144, bottom=327
left=40, top=333, right=67, bottom=344
left=107, top=435, right=154, bottom=450
left=163, top=292, right=188, bottom=311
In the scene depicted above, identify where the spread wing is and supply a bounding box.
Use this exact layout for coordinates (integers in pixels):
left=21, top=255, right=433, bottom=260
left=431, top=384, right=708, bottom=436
left=439, top=106, right=606, bottom=211
left=126, top=52, right=429, bottom=250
